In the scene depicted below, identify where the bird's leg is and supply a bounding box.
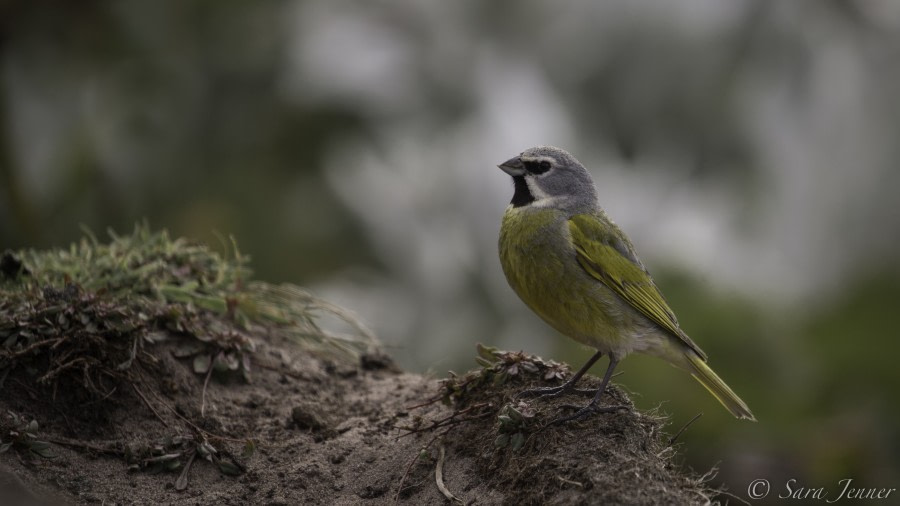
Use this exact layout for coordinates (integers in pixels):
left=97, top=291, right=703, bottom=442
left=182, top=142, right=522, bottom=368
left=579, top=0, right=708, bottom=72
left=516, top=350, right=603, bottom=399
left=550, top=356, right=629, bottom=425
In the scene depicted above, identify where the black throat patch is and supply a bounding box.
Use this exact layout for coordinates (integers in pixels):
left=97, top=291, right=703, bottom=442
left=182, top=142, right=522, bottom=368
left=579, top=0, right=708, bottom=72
left=510, top=176, right=534, bottom=207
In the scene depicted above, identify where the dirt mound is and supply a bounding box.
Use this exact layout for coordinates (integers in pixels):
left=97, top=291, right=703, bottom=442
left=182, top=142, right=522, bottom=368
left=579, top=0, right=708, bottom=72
left=1, top=338, right=716, bottom=505
left=0, top=229, right=716, bottom=505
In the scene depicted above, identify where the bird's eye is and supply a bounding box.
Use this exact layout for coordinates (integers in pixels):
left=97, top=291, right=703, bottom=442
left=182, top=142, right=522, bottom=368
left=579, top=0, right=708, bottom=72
left=524, top=160, right=552, bottom=175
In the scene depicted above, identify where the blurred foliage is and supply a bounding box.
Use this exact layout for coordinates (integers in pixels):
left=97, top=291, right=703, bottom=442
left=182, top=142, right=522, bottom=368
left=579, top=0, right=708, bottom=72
left=2, top=0, right=900, bottom=502
left=0, top=1, right=377, bottom=283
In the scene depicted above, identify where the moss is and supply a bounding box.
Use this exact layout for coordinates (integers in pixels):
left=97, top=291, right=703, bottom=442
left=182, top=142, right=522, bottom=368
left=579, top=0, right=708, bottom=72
left=0, top=224, right=376, bottom=399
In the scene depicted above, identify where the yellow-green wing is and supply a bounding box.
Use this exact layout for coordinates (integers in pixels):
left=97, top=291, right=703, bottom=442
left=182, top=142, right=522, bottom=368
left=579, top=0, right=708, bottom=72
left=567, top=214, right=706, bottom=360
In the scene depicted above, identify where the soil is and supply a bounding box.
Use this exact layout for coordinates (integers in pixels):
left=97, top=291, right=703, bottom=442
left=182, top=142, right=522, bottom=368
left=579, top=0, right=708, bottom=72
left=0, top=331, right=715, bottom=505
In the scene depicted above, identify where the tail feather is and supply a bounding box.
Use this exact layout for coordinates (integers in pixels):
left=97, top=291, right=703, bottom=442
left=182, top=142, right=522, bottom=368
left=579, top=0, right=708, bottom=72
left=684, top=352, right=756, bottom=421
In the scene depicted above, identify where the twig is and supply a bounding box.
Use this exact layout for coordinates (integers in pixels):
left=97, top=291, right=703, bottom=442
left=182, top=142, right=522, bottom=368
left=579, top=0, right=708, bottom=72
left=697, top=464, right=720, bottom=485
left=200, top=352, right=218, bottom=417
left=393, top=427, right=450, bottom=503
left=667, top=412, right=702, bottom=447
left=435, top=445, right=463, bottom=505
left=131, top=382, right=170, bottom=428
left=81, top=361, right=98, bottom=393
left=38, top=357, right=91, bottom=384
left=45, top=437, right=124, bottom=456
left=556, top=475, right=584, bottom=488
left=404, top=374, right=478, bottom=412
left=694, top=488, right=713, bottom=506
left=12, top=378, right=39, bottom=400
left=144, top=386, right=206, bottom=434
left=0, top=338, right=63, bottom=359
left=142, top=382, right=247, bottom=443
left=404, top=395, right=444, bottom=411
left=396, top=402, right=491, bottom=437
left=395, top=412, right=493, bottom=438
left=82, top=383, right=118, bottom=406
left=715, top=489, right=751, bottom=506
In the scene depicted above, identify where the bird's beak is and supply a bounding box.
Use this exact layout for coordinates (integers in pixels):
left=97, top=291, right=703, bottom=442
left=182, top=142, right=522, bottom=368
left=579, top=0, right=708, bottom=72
left=498, top=156, right=526, bottom=176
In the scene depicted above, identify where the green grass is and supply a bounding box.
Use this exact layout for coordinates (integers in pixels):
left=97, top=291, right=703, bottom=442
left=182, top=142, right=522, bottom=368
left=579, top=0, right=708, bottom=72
left=0, top=224, right=377, bottom=396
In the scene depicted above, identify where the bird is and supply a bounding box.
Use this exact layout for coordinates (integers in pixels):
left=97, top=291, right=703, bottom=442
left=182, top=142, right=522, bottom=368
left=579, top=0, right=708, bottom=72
left=496, top=145, right=755, bottom=424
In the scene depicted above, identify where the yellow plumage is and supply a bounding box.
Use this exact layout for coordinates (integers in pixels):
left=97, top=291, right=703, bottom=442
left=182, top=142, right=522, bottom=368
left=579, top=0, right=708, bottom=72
left=497, top=146, right=755, bottom=422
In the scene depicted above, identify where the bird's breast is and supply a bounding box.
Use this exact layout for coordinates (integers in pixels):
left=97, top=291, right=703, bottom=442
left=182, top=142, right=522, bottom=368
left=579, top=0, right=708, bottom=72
left=498, top=207, right=635, bottom=352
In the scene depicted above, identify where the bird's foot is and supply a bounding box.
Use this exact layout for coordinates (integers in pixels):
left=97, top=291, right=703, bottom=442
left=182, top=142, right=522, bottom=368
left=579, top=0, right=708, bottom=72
left=515, top=384, right=596, bottom=400
left=549, top=402, right=630, bottom=426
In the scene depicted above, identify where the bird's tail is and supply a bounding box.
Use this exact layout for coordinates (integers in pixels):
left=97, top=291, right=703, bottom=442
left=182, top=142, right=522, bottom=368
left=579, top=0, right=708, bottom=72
left=684, top=351, right=756, bottom=421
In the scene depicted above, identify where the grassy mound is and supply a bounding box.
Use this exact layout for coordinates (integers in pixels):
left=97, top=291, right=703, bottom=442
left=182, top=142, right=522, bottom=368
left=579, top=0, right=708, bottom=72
left=0, top=225, right=375, bottom=485
left=0, top=225, right=375, bottom=398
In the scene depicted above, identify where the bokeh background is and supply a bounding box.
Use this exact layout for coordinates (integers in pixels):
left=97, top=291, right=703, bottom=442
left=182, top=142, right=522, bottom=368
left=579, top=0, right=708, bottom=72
left=2, top=0, right=899, bottom=502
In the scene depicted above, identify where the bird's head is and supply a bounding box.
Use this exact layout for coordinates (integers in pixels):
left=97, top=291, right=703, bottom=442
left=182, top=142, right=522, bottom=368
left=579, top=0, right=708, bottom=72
left=498, top=146, right=598, bottom=210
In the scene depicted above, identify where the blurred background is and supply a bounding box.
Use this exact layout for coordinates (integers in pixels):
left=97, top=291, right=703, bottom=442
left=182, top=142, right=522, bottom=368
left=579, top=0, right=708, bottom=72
left=2, top=0, right=899, bottom=501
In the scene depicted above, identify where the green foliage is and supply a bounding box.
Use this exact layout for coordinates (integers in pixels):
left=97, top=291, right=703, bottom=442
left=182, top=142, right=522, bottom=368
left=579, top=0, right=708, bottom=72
left=0, top=225, right=376, bottom=398
left=0, top=411, right=55, bottom=459
left=805, top=275, right=900, bottom=406
left=494, top=403, right=536, bottom=451
left=6, top=225, right=250, bottom=299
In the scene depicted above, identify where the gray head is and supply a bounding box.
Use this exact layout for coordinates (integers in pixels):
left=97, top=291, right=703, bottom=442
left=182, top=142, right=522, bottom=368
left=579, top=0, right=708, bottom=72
left=497, top=146, right=598, bottom=212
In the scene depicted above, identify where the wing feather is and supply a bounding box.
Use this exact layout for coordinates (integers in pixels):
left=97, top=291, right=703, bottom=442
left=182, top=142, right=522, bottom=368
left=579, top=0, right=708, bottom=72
left=568, top=214, right=707, bottom=360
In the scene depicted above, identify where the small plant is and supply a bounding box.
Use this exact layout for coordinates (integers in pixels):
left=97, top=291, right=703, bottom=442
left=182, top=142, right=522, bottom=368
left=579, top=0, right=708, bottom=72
left=0, top=411, right=55, bottom=459
left=125, top=433, right=254, bottom=490
left=494, top=402, right=537, bottom=451
left=440, top=344, right=570, bottom=406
